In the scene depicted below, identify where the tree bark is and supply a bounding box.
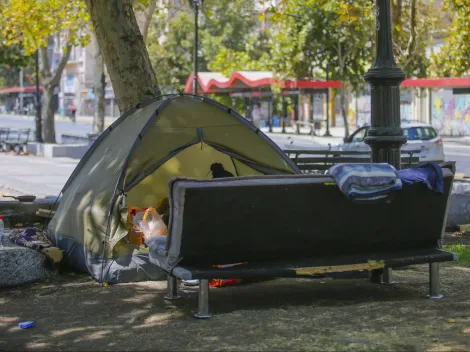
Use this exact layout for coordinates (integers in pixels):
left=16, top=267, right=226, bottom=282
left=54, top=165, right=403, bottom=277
left=39, top=43, right=72, bottom=144
left=41, top=85, right=56, bottom=143
left=92, top=33, right=106, bottom=134
left=85, top=0, right=161, bottom=113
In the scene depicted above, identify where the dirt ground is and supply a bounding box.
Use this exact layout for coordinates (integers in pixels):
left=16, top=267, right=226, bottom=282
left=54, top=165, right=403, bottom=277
left=1, top=265, right=470, bottom=352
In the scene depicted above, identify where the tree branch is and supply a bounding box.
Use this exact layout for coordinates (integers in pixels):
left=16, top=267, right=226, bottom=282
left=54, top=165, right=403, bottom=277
left=404, top=0, right=417, bottom=60
left=143, top=0, right=157, bottom=41
left=50, top=45, right=72, bottom=87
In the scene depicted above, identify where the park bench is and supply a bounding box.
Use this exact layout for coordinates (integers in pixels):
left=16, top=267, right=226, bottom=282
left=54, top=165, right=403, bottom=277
left=284, top=148, right=421, bottom=174
left=295, top=120, right=325, bottom=136
left=0, top=127, right=11, bottom=152
left=148, top=163, right=456, bottom=318
left=3, top=128, right=31, bottom=154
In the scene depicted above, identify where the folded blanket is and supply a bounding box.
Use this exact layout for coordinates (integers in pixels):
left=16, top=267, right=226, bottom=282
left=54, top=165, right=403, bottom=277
left=327, top=163, right=402, bottom=200
left=398, top=163, right=444, bottom=193
left=8, top=227, right=63, bottom=264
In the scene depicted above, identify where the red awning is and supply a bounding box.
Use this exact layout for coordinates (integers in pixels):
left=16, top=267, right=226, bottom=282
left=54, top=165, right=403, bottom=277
left=402, top=77, right=470, bottom=88
left=0, top=87, right=43, bottom=94
left=184, top=71, right=342, bottom=94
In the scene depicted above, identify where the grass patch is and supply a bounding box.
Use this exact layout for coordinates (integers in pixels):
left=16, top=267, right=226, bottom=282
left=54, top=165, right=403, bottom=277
left=444, top=244, right=470, bottom=266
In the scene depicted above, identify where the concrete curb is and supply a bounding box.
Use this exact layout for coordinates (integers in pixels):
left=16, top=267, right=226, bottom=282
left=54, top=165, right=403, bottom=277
left=27, top=142, right=89, bottom=159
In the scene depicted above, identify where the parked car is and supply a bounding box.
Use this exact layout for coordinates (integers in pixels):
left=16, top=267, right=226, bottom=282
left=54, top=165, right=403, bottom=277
left=340, top=121, right=445, bottom=163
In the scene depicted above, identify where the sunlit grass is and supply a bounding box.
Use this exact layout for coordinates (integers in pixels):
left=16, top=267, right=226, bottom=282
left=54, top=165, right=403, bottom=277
left=445, top=244, right=470, bottom=267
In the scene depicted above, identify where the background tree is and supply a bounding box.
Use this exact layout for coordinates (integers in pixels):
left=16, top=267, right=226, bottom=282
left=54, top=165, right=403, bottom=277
left=1, top=0, right=90, bottom=143
left=269, top=0, right=375, bottom=137
left=391, top=0, right=441, bottom=78
left=146, top=0, right=271, bottom=90
left=431, top=0, right=470, bottom=77
left=0, top=43, right=34, bottom=89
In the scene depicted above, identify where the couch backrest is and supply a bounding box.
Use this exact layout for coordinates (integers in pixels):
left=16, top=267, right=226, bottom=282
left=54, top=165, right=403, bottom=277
left=166, top=169, right=454, bottom=265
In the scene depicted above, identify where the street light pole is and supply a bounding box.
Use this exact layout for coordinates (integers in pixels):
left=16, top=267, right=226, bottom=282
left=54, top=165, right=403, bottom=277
left=190, top=0, right=201, bottom=95
left=364, top=0, right=406, bottom=169
left=35, top=50, right=43, bottom=143
left=364, top=0, right=406, bottom=284
left=324, top=63, right=332, bottom=137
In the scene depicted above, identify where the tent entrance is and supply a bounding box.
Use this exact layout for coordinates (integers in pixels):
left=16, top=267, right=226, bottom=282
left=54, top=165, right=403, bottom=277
left=126, top=142, right=262, bottom=208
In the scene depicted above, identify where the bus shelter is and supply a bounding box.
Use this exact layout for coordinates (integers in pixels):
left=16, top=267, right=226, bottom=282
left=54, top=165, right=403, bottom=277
left=184, top=71, right=341, bottom=131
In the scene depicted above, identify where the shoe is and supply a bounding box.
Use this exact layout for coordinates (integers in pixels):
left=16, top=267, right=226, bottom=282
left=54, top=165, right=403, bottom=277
left=183, top=279, right=199, bottom=286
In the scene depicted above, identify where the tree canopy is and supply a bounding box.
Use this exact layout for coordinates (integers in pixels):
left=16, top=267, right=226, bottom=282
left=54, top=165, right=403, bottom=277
left=0, top=0, right=90, bottom=55
left=146, top=0, right=270, bottom=90
left=269, top=0, right=374, bottom=86
left=432, top=0, right=470, bottom=77
left=391, top=0, right=440, bottom=78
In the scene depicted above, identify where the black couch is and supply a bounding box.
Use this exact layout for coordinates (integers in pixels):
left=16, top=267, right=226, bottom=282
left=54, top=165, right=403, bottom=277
left=147, top=165, right=456, bottom=318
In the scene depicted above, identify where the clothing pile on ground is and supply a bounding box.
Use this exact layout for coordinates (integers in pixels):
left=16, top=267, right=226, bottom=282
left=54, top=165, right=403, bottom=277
left=8, top=227, right=63, bottom=265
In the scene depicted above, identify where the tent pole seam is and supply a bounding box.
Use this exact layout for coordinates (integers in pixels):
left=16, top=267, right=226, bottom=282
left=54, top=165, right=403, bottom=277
left=200, top=95, right=301, bottom=174
left=123, top=140, right=200, bottom=192
left=100, top=95, right=178, bottom=282
left=61, top=94, right=177, bottom=193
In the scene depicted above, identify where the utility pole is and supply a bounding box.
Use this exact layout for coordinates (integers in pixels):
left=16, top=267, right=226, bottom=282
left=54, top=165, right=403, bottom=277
left=189, top=0, right=203, bottom=95
left=364, top=0, right=406, bottom=284
left=324, top=64, right=332, bottom=136
left=19, top=68, right=24, bottom=114
left=35, top=50, right=43, bottom=143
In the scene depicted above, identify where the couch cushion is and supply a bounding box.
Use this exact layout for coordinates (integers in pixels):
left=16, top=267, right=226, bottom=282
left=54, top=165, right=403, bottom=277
left=165, top=170, right=454, bottom=266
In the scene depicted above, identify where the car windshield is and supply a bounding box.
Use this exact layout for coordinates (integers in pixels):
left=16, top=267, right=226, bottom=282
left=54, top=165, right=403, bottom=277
left=404, top=127, right=437, bottom=141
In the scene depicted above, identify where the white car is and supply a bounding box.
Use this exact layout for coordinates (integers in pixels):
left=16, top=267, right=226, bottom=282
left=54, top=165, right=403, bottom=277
left=341, top=121, right=445, bottom=163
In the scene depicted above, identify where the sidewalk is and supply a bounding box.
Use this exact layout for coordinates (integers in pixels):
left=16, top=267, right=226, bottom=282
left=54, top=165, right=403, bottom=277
left=263, top=126, right=344, bottom=149
left=1, top=113, right=117, bottom=129
left=0, top=153, right=78, bottom=198
left=442, top=136, right=470, bottom=146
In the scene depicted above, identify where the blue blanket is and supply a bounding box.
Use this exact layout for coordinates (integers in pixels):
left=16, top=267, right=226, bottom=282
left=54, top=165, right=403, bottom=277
left=327, top=163, right=402, bottom=200
left=398, top=163, right=444, bottom=193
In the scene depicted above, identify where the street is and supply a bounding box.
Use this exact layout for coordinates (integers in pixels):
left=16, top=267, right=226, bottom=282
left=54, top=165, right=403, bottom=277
left=0, top=113, right=469, bottom=197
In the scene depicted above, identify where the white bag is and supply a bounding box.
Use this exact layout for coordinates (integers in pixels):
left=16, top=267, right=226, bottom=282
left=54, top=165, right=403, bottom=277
left=132, top=207, right=167, bottom=238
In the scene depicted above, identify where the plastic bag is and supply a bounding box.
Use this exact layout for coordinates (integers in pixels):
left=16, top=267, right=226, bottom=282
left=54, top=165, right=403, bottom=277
left=132, top=207, right=167, bottom=238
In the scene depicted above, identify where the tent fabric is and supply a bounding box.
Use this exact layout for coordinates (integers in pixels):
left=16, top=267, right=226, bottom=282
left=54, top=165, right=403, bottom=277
left=48, top=94, right=299, bottom=283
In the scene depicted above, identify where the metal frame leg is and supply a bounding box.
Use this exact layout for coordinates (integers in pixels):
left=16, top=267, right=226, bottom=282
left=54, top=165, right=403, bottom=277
left=194, top=279, right=211, bottom=319
left=429, top=262, right=443, bottom=299
left=382, top=268, right=396, bottom=284
left=369, top=269, right=383, bottom=283
left=164, top=275, right=180, bottom=300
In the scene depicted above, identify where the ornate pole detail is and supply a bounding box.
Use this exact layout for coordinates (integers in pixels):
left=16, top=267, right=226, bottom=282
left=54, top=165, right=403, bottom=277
left=363, top=0, right=406, bottom=169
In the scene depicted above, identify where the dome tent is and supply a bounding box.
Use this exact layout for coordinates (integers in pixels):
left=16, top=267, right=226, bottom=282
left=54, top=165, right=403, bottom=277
left=48, top=94, right=300, bottom=283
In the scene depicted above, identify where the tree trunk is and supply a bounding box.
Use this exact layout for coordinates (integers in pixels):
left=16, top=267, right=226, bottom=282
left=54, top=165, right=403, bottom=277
left=42, top=85, right=56, bottom=143
left=38, top=44, right=71, bottom=144
left=340, top=86, right=349, bottom=138
left=92, top=34, right=106, bottom=134
left=85, top=0, right=161, bottom=112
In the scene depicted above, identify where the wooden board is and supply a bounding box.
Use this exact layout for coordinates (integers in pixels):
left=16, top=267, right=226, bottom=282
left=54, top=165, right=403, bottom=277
left=36, top=208, right=56, bottom=218
left=295, top=260, right=385, bottom=275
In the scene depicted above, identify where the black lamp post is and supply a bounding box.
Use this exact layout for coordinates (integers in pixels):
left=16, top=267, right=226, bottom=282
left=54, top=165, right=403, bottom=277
left=189, top=0, right=203, bottom=95
left=364, top=0, right=406, bottom=168
left=364, top=0, right=406, bottom=284
left=35, top=50, right=43, bottom=143
left=281, top=95, right=286, bottom=133
left=324, top=63, right=332, bottom=137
